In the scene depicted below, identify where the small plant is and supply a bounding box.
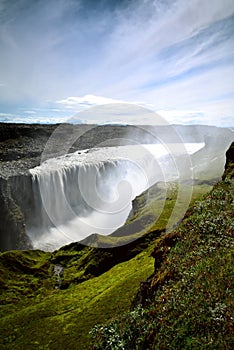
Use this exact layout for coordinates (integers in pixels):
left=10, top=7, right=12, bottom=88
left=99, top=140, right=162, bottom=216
left=90, top=306, right=153, bottom=350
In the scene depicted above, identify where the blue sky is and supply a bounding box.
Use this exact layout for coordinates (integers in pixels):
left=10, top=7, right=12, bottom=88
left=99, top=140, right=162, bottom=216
left=0, top=0, right=234, bottom=126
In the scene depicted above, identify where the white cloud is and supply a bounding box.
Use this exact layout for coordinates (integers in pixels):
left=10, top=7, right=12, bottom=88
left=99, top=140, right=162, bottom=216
left=67, top=103, right=233, bottom=127
left=157, top=109, right=204, bottom=123
left=69, top=103, right=168, bottom=126
left=56, top=94, right=154, bottom=112
left=23, top=110, right=37, bottom=114
left=0, top=112, right=16, bottom=117
left=1, top=114, right=69, bottom=124
left=139, top=64, right=234, bottom=110
left=56, top=95, right=125, bottom=109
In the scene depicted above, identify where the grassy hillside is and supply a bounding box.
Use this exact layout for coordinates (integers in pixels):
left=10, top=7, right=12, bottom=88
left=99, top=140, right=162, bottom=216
left=0, top=247, right=154, bottom=349
left=90, top=144, right=234, bottom=349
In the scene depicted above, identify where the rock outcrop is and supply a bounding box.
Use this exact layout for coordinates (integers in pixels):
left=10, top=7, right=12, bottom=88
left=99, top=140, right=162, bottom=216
left=222, top=142, right=234, bottom=179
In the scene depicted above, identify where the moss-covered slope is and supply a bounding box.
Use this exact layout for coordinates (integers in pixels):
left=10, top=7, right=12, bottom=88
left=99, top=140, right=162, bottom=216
left=90, top=143, right=234, bottom=349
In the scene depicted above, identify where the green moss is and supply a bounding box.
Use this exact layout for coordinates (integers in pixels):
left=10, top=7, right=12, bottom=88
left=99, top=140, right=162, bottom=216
left=0, top=247, right=154, bottom=349
left=90, top=175, right=234, bottom=349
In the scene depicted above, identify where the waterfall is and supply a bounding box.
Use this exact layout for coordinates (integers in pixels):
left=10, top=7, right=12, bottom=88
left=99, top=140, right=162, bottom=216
left=28, top=143, right=204, bottom=251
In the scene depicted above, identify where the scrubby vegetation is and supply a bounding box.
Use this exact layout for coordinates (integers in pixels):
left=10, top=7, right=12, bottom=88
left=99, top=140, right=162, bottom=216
left=90, top=146, right=234, bottom=349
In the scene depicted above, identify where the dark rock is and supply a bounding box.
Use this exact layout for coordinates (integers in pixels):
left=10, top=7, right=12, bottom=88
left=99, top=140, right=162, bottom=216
left=131, top=279, right=153, bottom=309
left=222, top=142, right=234, bottom=179
left=0, top=177, right=31, bottom=251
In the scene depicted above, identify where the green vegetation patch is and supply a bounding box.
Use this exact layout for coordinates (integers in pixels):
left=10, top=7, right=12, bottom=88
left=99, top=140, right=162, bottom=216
left=90, top=177, right=234, bottom=349
left=0, top=246, right=154, bottom=349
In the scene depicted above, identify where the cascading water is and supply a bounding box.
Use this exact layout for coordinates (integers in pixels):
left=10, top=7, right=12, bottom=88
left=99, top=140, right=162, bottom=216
left=28, top=143, right=204, bottom=251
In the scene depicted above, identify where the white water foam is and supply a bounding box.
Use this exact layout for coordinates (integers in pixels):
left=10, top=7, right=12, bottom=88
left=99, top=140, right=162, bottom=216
left=28, top=143, right=204, bottom=250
